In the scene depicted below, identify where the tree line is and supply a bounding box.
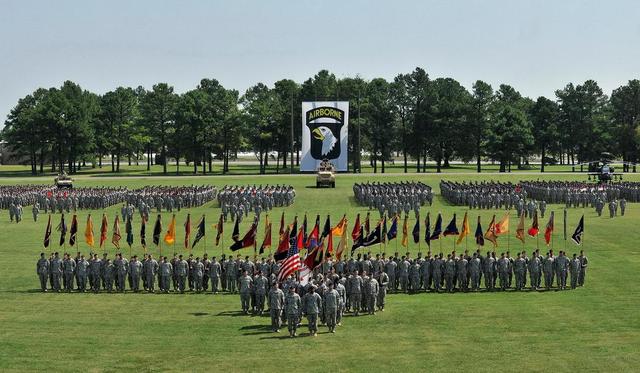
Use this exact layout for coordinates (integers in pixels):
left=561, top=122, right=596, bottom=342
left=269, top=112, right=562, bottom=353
left=2, top=68, right=639, bottom=175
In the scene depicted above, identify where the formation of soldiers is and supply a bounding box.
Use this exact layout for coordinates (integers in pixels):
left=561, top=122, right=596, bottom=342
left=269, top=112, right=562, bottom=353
left=520, top=181, right=629, bottom=217
left=353, top=181, right=433, bottom=218
left=440, top=180, right=528, bottom=210
left=0, top=185, right=48, bottom=208
left=3, top=185, right=218, bottom=222
left=35, top=251, right=387, bottom=337
left=520, top=180, right=640, bottom=203
left=217, top=184, right=296, bottom=223
left=373, top=249, right=588, bottom=293
left=122, top=185, right=218, bottom=220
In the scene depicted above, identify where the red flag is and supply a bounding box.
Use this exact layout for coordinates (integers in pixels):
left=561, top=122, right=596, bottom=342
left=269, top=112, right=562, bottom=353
left=259, top=222, right=272, bottom=254
left=351, top=213, right=361, bottom=241
left=305, top=216, right=320, bottom=249
left=528, top=210, right=539, bottom=237
left=303, top=245, right=321, bottom=270
left=326, top=232, right=334, bottom=256
left=230, top=218, right=258, bottom=251
left=296, top=226, right=304, bottom=250
left=276, top=225, right=290, bottom=253
left=278, top=211, right=285, bottom=239
left=544, top=211, right=555, bottom=245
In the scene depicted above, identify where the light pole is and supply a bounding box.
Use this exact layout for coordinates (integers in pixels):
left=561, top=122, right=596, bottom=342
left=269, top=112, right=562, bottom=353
left=290, top=93, right=294, bottom=174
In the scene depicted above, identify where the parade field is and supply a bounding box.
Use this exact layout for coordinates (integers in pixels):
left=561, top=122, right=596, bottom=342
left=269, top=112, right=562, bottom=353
left=1, top=171, right=639, bottom=372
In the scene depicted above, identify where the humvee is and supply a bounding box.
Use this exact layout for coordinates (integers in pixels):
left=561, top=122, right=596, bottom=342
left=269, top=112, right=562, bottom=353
left=316, top=159, right=336, bottom=188
left=54, top=171, right=73, bottom=189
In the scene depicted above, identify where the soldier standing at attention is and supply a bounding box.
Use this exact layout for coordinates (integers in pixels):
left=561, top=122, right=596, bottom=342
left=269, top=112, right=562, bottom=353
left=367, top=274, right=379, bottom=315
left=239, top=270, right=253, bottom=314
left=193, top=258, right=204, bottom=293
left=36, top=253, right=49, bottom=292
left=176, top=255, right=188, bottom=293
left=226, top=257, right=237, bottom=293
left=444, top=254, right=456, bottom=293
left=497, top=253, right=510, bottom=291
left=578, top=250, right=588, bottom=287
left=528, top=252, right=542, bottom=291
left=89, top=254, right=101, bottom=293
left=323, top=282, right=340, bottom=333
left=555, top=251, right=569, bottom=290
left=253, top=271, right=268, bottom=315
left=384, top=256, right=397, bottom=293
left=144, top=254, right=158, bottom=293
left=209, top=257, right=221, bottom=294
left=543, top=251, right=555, bottom=290
left=129, top=255, right=142, bottom=292
left=570, top=253, right=581, bottom=289
left=469, top=252, right=481, bottom=291
left=160, top=256, right=172, bottom=293
left=114, top=254, right=128, bottom=292
left=103, top=259, right=115, bottom=292
left=376, top=270, right=389, bottom=311
left=302, top=286, right=323, bottom=337
left=76, top=255, right=89, bottom=292
left=432, top=253, right=444, bottom=292
left=268, top=283, right=285, bottom=332
left=62, top=253, right=76, bottom=292
left=513, top=253, right=527, bottom=291
left=284, top=286, right=302, bottom=338
left=347, top=270, right=363, bottom=316
left=32, top=203, right=40, bottom=222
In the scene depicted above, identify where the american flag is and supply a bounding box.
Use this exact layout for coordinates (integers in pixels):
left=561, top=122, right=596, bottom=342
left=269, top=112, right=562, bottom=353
left=277, top=240, right=301, bottom=283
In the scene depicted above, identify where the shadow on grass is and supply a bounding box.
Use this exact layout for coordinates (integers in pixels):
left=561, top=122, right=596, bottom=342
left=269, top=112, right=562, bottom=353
left=189, top=312, right=209, bottom=317
left=215, top=310, right=247, bottom=317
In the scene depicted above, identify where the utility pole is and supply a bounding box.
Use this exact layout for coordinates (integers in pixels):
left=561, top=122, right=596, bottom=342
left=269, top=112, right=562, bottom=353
left=357, top=89, right=361, bottom=173
left=290, top=92, right=294, bottom=174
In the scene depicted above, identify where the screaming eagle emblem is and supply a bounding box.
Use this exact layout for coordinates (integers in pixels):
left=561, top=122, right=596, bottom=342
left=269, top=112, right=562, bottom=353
left=305, top=106, right=345, bottom=160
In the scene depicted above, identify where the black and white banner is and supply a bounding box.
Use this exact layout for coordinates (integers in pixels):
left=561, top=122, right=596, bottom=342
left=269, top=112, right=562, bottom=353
left=301, top=101, right=349, bottom=171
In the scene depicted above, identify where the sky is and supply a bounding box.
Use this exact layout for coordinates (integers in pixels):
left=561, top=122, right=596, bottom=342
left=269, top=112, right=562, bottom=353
left=1, top=0, right=639, bottom=123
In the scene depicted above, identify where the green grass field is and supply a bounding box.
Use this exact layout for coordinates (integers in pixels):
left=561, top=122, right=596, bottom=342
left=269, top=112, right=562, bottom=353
left=0, top=170, right=639, bottom=372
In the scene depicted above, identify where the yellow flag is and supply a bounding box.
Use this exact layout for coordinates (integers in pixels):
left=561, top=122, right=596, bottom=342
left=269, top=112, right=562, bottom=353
left=515, top=212, right=525, bottom=243
left=335, top=219, right=348, bottom=260
left=495, top=212, right=510, bottom=235
left=84, top=214, right=94, bottom=248
left=164, top=214, right=176, bottom=245
left=456, top=212, right=470, bottom=245
left=331, top=215, right=347, bottom=236
left=401, top=215, right=409, bottom=247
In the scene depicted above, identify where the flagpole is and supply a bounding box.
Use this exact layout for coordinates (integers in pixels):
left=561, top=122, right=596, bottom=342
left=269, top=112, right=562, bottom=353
left=564, top=208, right=568, bottom=253
left=550, top=210, right=554, bottom=252
left=203, top=215, right=207, bottom=257
left=465, top=210, right=469, bottom=251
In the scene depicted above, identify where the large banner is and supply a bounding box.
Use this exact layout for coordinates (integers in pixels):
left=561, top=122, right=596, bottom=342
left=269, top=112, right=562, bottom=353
left=301, top=101, right=349, bottom=171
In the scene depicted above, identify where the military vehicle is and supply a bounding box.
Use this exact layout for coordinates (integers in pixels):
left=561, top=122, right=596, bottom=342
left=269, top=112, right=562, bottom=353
left=54, top=171, right=73, bottom=189
left=316, top=159, right=336, bottom=188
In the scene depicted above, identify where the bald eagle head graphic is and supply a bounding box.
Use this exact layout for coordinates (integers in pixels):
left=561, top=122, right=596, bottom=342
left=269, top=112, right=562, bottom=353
left=312, top=126, right=338, bottom=157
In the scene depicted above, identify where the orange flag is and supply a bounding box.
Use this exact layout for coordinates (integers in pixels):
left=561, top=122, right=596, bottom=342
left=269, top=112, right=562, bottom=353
left=515, top=212, right=526, bottom=244
left=99, top=214, right=108, bottom=249
left=331, top=214, right=347, bottom=236
left=484, top=215, right=498, bottom=247
left=164, top=214, right=176, bottom=245
left=84, top=214, right=95, bottom=248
